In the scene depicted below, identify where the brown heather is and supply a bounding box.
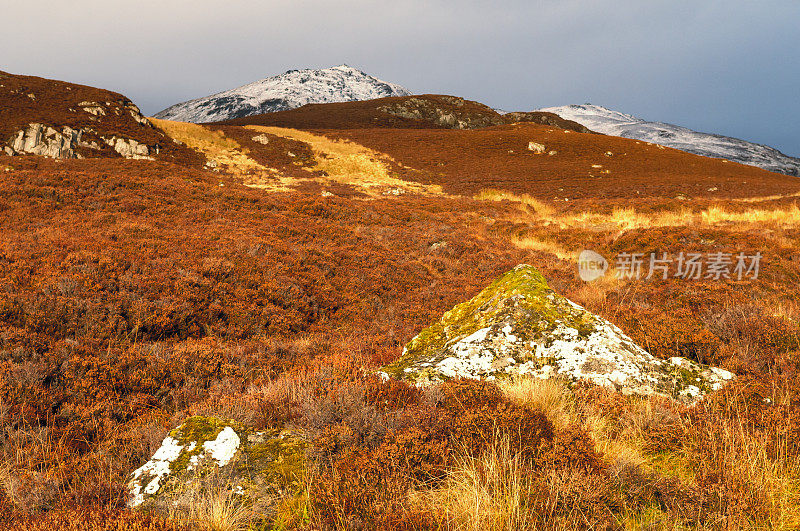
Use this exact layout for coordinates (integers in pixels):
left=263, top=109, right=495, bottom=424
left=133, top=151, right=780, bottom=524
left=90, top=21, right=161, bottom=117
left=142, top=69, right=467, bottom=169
left=3, top=76, right=800, bottom=528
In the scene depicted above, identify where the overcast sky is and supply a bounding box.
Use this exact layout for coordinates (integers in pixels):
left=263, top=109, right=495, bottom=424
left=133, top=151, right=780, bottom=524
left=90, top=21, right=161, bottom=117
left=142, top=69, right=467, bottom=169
left=3, top=0, right=798, bottom=155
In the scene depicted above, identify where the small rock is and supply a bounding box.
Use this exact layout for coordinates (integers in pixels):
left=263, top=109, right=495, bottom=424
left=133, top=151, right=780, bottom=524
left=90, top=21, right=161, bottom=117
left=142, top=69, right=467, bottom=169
left=527, top=142, right=546, bottom=154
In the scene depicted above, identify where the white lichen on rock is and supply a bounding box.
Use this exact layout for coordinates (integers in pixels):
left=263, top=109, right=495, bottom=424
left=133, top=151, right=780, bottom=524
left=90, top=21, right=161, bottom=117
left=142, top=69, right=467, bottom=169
left=129, top=436, right=186, bottom=507
left=383, top=264, right=734, bottom=402
left=200, top=426, right=240, bottom=467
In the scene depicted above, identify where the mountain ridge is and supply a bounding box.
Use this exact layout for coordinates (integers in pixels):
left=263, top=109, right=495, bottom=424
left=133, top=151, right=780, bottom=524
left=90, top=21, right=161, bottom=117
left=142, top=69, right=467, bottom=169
left=538, top=103, right=800, bottom=176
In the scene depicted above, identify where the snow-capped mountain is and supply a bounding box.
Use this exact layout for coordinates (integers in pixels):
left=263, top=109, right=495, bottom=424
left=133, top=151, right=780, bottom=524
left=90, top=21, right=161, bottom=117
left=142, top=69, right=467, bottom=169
left=154, top=65, right=411, bottom=123
left=537, top=104, right=800, bottom=176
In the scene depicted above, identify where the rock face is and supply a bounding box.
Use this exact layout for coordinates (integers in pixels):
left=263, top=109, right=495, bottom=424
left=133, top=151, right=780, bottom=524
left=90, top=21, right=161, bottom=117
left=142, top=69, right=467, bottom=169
left=8, top=123, right=83, bottom=158
left=101, top=135, right=152, bottom=160
left=128, top=416, right=307, bottom=516
left=383, top=265, right=734, bottom=402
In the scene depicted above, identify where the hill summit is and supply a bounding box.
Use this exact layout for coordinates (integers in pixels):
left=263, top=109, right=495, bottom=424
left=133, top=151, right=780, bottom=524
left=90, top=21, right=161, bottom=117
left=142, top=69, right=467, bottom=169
left=154, top=65, right=411, bottom=123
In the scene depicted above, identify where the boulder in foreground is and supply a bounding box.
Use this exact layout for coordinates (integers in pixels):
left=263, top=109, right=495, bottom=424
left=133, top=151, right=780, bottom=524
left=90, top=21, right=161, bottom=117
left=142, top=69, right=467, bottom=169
left=127, top=416, right=306, bottom=516
left=382, top=265, right=733, bottom=402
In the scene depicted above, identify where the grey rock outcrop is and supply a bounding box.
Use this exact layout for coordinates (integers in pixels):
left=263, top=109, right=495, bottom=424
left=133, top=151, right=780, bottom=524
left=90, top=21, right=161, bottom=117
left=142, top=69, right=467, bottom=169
left=102, top=136, right=152, bottom=160
left=5, top=123, right=156, bottom=160
left=8, top=123, right=83, bottom=159
left=125, top=102, right=153, bottom=127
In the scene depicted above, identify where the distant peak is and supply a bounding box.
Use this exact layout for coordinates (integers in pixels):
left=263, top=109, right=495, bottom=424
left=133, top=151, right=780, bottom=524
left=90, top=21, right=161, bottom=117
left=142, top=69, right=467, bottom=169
left=153, top=63, right=411, bottom=123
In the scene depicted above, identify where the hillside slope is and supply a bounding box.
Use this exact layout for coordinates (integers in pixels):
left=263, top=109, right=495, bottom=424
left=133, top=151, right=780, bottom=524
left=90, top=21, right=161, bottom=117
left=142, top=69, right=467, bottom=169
left=0, top=70, right=200, bottom=165
left=154, top=65, right=411, bottom=123
left=331, top=122, right=797, bottom=200
left=539, top=104, right=800, bottom=176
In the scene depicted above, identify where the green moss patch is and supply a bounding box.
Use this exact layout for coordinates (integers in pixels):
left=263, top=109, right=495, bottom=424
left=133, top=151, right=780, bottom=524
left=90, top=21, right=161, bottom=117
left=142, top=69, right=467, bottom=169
left=384, top=264, right=596, bottom=380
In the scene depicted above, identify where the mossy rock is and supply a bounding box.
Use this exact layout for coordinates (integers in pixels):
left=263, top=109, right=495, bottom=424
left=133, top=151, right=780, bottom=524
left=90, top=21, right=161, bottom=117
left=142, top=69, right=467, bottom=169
left=127, top=416, right=307, bottom=522
left=383, top=264, right=734, bottom=402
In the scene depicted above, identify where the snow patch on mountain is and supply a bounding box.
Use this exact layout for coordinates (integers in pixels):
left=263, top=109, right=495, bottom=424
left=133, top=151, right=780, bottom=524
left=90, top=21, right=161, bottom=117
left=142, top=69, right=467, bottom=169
left=154, top=65, right=411, bottom=123
left=537, top=104, right=800, bottom=176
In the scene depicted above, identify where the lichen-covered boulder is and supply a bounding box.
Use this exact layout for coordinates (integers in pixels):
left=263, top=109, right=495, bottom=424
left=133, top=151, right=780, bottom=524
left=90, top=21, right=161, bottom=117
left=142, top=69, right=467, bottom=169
left=383, top=264, right=733, bottom=402
left=127, top=416, right=307, bottom=516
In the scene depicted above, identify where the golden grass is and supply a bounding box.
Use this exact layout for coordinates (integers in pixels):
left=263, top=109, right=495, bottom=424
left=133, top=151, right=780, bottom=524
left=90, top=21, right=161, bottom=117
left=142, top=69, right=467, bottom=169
left=691, top=399, right=800, bottom=529
left=168, top=475, right=255, bottom=531
left=568, top=273, right=625, bottom=311
left=476, top=187, right=800, bottom=236
left=411, top=436, right=533, bottom=531
left=151, top=119, right=266, bottom=174
left=245, top=126, right=443, bottom=197
left=701, top=204, right=800, bottom=225
left=498, top=377, right=574, bottom=430
left=474, top=189, right=556, bottom=218
left=508, top=235, right=575, bottom=262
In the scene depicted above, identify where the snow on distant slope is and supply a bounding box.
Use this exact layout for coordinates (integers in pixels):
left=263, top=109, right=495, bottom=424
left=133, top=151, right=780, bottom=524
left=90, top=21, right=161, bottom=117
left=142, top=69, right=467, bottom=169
left=154, top=65, right=411, bottom=123
left=538, top=104, right=800, bottom=176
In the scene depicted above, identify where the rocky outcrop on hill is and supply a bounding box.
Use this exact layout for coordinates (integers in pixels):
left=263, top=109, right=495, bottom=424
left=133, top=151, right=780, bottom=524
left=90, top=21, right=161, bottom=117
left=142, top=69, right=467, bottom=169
left=7, top=123, right=83, bottom=158
left=5, top=122, right=154, bottom=160
left=101, top=135, right=153, bottom=160
left=377, top=96, right=594, bottom=132
left=383, top=265, right=734, bottom=402
left=128, top=416, right=306, bottom=516
left=379, top=96, right=505, bottom=129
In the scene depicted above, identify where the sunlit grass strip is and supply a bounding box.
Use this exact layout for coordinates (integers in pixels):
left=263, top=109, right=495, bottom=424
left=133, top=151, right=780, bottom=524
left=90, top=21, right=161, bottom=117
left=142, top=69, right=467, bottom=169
left=245, top=126, right=444, bottom=196
left=476, top=188, right=800, bottom=230
left=151, top=118, right=265, bottom=174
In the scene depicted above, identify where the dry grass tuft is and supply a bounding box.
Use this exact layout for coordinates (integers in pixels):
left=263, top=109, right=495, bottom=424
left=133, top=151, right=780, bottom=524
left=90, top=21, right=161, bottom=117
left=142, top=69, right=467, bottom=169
left=411, top=436, right=533, bottom=531
left=498, top=377, right=574, bottom=430
left=168, top=474, right=255, bottom=531
left=569, top=274, right=626, bottom=312
left=474, top=189, right=556, bottom=218
left=508, top=235, right=575, bottom=262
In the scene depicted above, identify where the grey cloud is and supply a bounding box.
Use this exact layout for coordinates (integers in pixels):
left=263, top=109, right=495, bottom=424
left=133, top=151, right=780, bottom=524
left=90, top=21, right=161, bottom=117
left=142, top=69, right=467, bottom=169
left=1, top=0, right=797, bottom=154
